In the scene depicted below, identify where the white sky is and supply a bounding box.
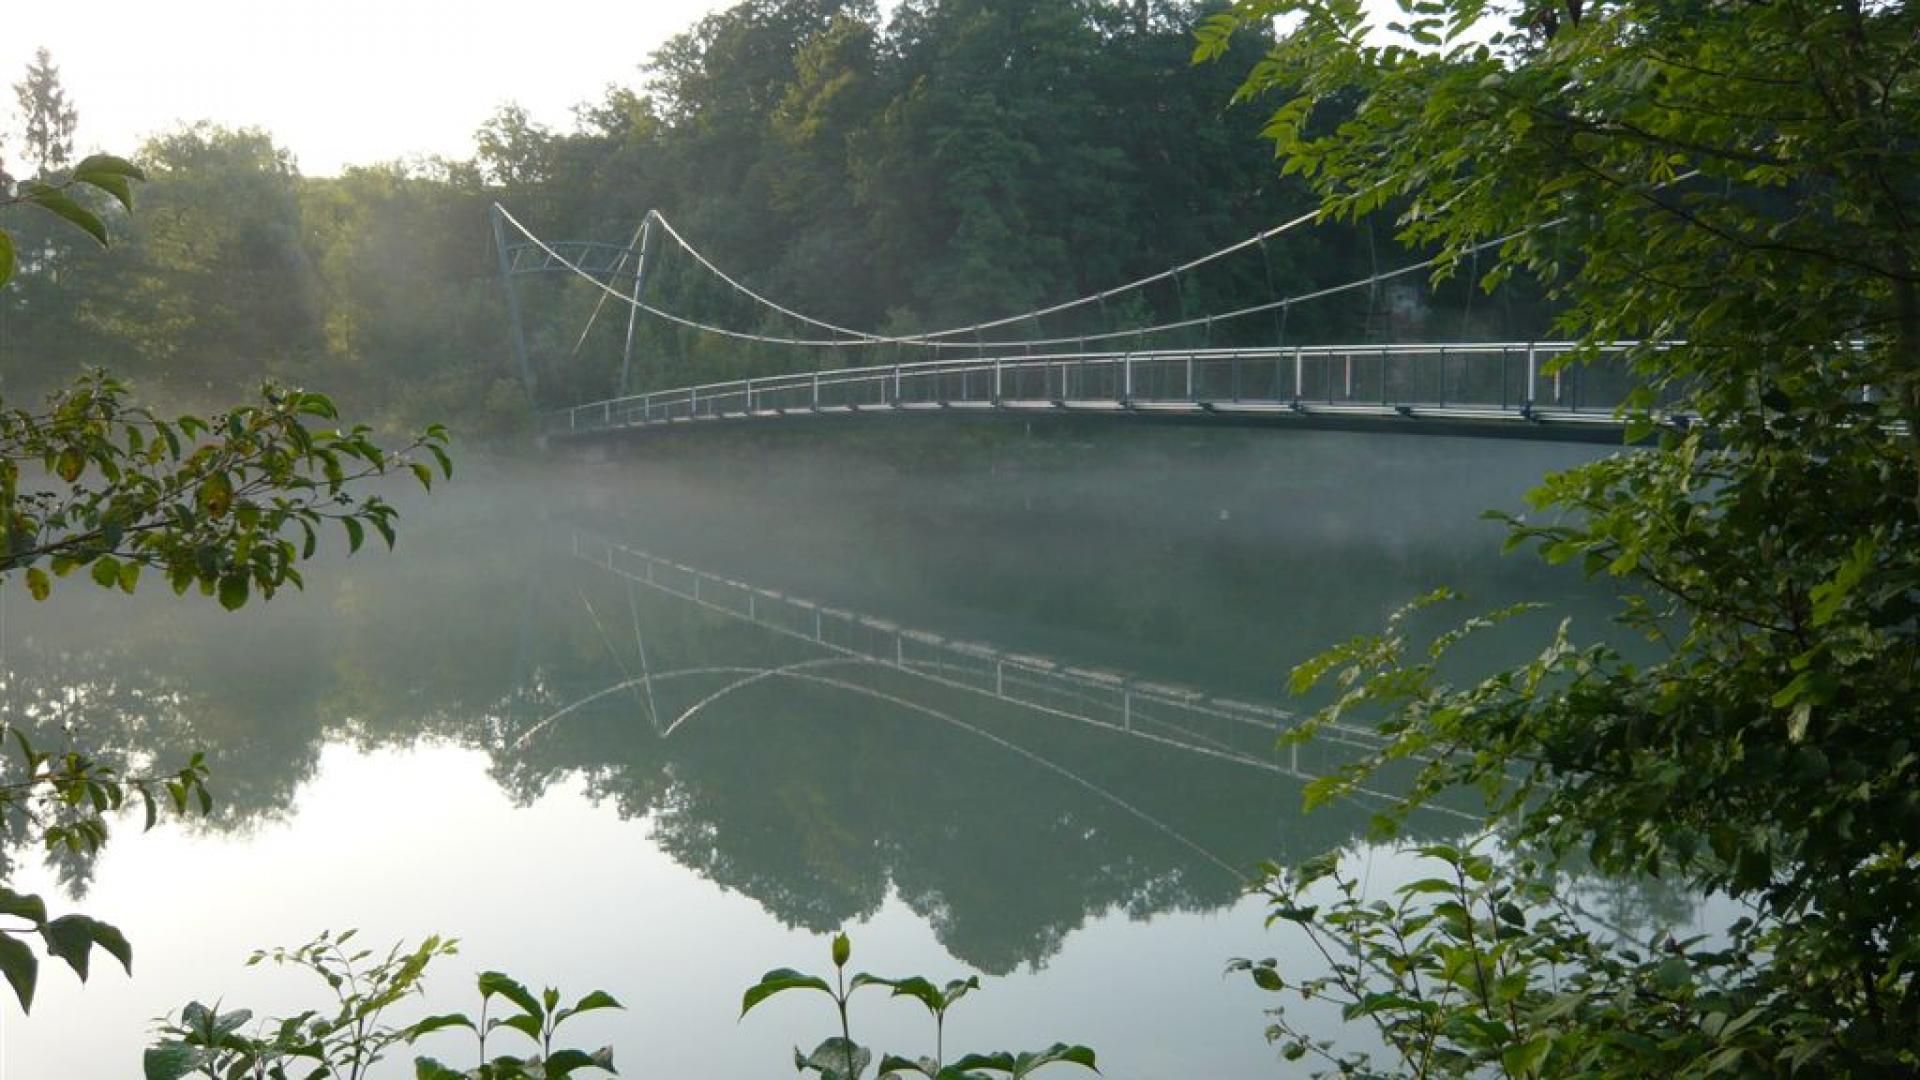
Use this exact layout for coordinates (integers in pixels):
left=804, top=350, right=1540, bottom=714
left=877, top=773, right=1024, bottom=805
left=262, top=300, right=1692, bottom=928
left=3, top=0, right=742, bottom=176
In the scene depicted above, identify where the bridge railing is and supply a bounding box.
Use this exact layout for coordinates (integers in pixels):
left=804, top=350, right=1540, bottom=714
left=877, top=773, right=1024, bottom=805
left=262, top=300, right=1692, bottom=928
left=543, top=341, right=1667, bottom=436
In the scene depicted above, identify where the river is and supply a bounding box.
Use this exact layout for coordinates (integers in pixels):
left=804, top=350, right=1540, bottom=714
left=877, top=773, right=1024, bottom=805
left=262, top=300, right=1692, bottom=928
left=2, top=418, right=1655, bottom=1077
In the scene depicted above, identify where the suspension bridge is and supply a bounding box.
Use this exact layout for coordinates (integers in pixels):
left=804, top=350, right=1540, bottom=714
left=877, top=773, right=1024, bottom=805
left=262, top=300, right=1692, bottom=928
left=492, top=203, right=1683, bottom=444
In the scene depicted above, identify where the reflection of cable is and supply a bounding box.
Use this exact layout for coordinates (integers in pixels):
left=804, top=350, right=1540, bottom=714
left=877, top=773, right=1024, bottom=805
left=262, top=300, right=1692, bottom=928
left=626, top=580, right=661, bottom=734
left=576, top=588, right=643, bottom=716
left=511, top=664, right=790, bottom=749
left=664, top=660, right=1248, bottom=880
left=658, top=657, right=861, bottom=736
left=512, top=654, right=1249, bottom=878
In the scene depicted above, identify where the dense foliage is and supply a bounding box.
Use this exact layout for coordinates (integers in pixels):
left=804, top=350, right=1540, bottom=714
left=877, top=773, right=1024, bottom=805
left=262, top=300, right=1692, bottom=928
left=1199, top=0, right=1920, bottom=1074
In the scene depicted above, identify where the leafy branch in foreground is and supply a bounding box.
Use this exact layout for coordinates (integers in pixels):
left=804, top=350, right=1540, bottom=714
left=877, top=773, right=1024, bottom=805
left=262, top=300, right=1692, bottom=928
left=1234, top=840, right=1756, bottom=1078
left=0, top=371, right=452, bottom=609
left=742, top=933, right=1097, bottom=1080
left=145, top=931, right=619, bottom=1080
left=0, top=724, right=215, bottom=1015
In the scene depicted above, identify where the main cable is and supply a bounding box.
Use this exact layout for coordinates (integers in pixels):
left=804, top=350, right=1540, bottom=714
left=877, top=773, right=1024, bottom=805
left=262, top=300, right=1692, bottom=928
left=643, top=203, right=1325, bottom=344
left=497, top=201, right=1557, bottom=353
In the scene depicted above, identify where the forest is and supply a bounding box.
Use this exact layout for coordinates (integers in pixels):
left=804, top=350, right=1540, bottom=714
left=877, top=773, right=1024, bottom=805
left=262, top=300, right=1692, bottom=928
left=0, top=0, right=1544, bottom=439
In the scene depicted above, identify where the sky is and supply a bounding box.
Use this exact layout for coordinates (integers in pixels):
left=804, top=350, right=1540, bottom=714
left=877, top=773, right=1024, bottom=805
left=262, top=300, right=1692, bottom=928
left=3, top=0, right=743, bottom=176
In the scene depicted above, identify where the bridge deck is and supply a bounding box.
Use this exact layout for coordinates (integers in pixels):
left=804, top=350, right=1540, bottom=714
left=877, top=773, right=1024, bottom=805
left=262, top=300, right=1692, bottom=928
left=546, top=343, right=1680, bottom=443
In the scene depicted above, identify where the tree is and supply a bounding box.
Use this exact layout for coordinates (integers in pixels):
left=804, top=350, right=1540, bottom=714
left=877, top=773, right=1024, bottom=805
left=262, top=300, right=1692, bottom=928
left=0, top=158, right=450, bottom=1016
left=1198, top=0, right=1920, bottom=1074
left=14, top=48, right=78, bottom=178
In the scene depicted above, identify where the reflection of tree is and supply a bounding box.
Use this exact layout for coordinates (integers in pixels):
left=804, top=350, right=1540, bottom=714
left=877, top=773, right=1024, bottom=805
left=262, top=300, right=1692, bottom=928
left=0, top=640, right=194, bottom=896
left=498, top=559, right=1419, bottom=974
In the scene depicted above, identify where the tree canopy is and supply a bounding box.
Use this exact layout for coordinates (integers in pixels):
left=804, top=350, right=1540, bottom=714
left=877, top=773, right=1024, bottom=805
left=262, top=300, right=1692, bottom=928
left=3, top=2, right=1558, bottom=429
left=1200, top=0, right=1920, bottom=1073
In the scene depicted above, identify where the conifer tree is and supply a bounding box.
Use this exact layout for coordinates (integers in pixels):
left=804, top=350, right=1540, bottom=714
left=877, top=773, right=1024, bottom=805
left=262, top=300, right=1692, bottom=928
left=14, top=47, right=77, bottom=177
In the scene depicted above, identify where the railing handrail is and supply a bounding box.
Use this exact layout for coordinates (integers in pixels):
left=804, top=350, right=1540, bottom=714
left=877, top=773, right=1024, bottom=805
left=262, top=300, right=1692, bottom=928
left=548, top=340, right=1656, bottom=425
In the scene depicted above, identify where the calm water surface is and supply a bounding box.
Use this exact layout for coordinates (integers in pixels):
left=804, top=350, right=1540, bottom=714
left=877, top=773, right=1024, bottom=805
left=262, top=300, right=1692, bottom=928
left=4, top=421, right=1632, bottom=1077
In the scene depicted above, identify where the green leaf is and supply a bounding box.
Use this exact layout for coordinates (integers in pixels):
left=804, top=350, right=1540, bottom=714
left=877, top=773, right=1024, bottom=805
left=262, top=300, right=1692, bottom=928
left=91, top=556, right=122, bottom=590
left=71, top=153, right=146, bottom=181
left=404, top=1013, right=476, bottom=1041
left=740, top=968, right=832, bottom=1016
left=343, top=516, right=364, bottom=553
left=143, top=1042, right=207, bottom=1080
left=0, top=931, right=38, bottom=1012
left=198, top=472, right=234, bottom=519
left=0, top=889, right=48, bottom=927
left=1012, top=1043, right=1097, bottom=1076
left=75, top=171, right=134, bottom=212
left=41, top=915, right=102, bottom=980
left=218, top=574, right=249, bottom=611
left=557, top=989, right=622, bottom=1023
left=543, top=1047, right=615, bottom=1078
left=0, top=230, right=13, bottom=289
left=497, top=1012, right=542, bottom=1041
left=91, top=919, right=133, bottom=976
left=22, top=184, right=108, bottom=246
left=413, top=1059, right=468, bottom=1080
left=803, top=1037, right=870, bottom=1080
left=879, top=1054, right=938, bottom=1078
left=477, top=970, right=542, bottom=1017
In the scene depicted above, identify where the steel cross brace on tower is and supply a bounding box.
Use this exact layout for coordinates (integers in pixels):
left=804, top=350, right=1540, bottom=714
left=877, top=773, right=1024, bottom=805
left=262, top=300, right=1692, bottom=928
left=490, top=204, right=652, bottom=401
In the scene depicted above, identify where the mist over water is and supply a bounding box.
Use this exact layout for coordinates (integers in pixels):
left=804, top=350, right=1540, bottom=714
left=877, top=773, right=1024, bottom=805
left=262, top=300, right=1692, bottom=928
left=2, top=420, right=1627, bottom=1078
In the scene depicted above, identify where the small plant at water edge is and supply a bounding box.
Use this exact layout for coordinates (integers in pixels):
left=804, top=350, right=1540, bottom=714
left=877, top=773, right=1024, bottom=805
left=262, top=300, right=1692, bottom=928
left=742, top=932, right=1098, bottom=1080
left=143, top=929, right=619, bottom=1080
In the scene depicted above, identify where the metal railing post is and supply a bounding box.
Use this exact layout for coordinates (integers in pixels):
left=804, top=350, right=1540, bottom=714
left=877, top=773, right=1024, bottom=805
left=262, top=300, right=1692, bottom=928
left=811, top=372, right=820, bottom=409
left=1344, top=353, right=1353, bottom=400
left=1526, top=343, right=1538, bottom=410
left=745, top=378, right=754, bottom=413
left=893, top=364, right=903, bottom=404
left=1293, top=347, right=1304, bottom=402
left=1123, top=354, right=1133, bottom=401
left=994, top=359, right=1003, bottom=401
left=1185, top=354, right=1194, bottom=400
left=690, top=387, right=698, bottom=417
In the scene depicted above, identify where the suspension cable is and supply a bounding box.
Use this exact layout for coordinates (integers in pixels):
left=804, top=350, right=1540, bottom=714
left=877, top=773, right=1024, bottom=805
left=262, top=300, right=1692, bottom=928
left=498, top=200, right=1560, bottom=353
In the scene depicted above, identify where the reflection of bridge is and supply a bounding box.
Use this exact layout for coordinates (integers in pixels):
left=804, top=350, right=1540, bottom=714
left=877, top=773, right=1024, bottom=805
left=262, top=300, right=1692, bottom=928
left=542, top=342, right=1654, bottom=440
left=561, top=530, right=1465, bottom=823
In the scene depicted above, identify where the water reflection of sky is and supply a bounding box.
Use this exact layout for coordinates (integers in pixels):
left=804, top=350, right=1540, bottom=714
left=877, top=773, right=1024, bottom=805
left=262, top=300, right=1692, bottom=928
left=8, top=741, right=1295, bottom=1078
